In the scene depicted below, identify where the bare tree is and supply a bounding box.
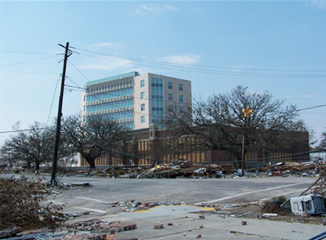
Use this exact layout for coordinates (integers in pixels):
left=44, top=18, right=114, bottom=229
left=165, top=85, right=308, bottom=165
left=0, top=122, right=55, bottom=170
left=316, top=130, right=326, bottom=150
left=61, top=113, right=127, bottom=169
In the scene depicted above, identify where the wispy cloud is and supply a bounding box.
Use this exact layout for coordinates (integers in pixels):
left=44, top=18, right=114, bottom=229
left=162, top=54, right=201, bottom=65
left=134, top=4, right=178, bottom=16
left=92, top=42, right=122, bottom=49
left=78, top=57, right=133, bottom=71
left=309, top=0, right=326, bottom=9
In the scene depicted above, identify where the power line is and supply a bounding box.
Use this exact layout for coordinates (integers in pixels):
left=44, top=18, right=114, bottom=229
left=47, top=74, right=62, bottom=125
left=87, top=140, right=326, bottom=166
left=73, top=47, right=326, bottom=79
left=0, top=55, right=57, bottom=67
left=68, top=59, right=90, bottom=82
left=0, top=70, right=58, bottom=75
left=0, top=50, right=54, bottom=55
left=0, top=128, right=47, bottom=134
left=297, top=104, right=326, bottom=112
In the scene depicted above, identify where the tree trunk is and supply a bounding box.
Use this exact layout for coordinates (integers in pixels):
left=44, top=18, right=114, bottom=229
left=35, top=160, right=40, bottom=170
left=85, top=156, right=96, bottom=169
left=27, top=159, right=31, bottom=169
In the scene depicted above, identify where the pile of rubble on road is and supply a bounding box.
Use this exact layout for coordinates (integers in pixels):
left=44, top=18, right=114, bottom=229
left=108, top=199, right=193, bottom=213
left=66, top=160, right=324, bottom=179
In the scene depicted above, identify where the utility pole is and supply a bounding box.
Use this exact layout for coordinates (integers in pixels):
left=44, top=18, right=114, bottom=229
left=50, top=42, right=72, bottom=186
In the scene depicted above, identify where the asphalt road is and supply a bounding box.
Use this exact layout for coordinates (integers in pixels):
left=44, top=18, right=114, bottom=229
left=45, top=175, right=314, bottom=215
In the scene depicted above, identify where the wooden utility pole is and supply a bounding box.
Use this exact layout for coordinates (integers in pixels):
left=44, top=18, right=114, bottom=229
left=51, top=42, right=71, bottom=186
left=241, top=107, right=252, bottom=176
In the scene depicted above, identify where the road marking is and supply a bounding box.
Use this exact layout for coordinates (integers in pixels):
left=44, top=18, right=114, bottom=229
left=47, top=200, right=65, bottom=205
left=259, top=188, right=307, bottom=202
left=75, top=197, right=109, bottom=203
left=73, top=206, right=107, bottom=213
left=196, top=183, right=306, bottom=204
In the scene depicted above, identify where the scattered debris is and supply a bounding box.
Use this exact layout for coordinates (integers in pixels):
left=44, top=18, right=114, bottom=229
left=261, top=202, right=290, bottom=216
left=154, top=224, right=164, bottom=229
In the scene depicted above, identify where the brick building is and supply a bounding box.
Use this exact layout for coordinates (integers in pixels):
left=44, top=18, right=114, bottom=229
left=79, top=124, right=310, bottom=168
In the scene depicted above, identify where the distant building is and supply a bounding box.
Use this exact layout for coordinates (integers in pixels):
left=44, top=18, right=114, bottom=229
left=81, top=71, right=192, bottom=130
left=79, top=124, right=310, bottom=168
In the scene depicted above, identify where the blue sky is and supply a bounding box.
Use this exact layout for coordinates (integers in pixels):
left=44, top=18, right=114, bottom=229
left=0, top=0, right=326, bottom=147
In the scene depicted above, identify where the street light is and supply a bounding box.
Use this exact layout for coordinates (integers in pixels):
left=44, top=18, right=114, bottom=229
left=241, top=107, right=252, bottom=176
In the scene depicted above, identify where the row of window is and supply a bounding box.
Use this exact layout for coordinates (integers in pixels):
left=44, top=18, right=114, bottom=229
left=86, top=99, right=133, bottom=112
left=141, top=104, right=184, bottom=113
left=140, top=79, right=184, bottom=92
left=168, top=105, right=183, bottom=113
left=168, top=82, right=183, bottom=91
left=168, top=94, right=183, bottom=102
left=87, top=88, right=133, bottom=102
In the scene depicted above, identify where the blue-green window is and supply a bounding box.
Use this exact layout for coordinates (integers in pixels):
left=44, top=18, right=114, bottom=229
left=141, top=91, right=145, bottom=99
left=169, top=105, right=173, bottom=112
left=141, top=80, right=145, bottom=88
left=86, top=99, right=134, bottom=113
left=179, top=95, right=183, bottom=103
left=141, top=116, right=145, bottom=123
left=168, top=82, right=172, bottom=89
left=168, top=93, right=173, bottom=101
left=179, top=106, right=184, bottom=113
left=86, top=88, right=133, bottom=102
left=179, top=84, right=183, bottom=91
left=151, top=77, right=164, bottom=127
left=141, top=103, right=145, bottom=111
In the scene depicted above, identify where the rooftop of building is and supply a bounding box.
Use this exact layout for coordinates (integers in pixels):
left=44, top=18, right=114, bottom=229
left=86, top=71, right=140, bottom=86
left=86, top=71, right=191, bottom=86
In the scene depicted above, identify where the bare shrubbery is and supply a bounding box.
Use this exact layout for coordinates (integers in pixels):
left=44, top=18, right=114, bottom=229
left=0, top=176, right=64, bottom=230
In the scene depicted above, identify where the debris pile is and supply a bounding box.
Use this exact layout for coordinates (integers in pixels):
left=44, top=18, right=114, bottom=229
left=109, top=199, right=189, bottom=212
left=62, top=219, right=137, bottom=234
left=136, top=162, right=236, bottom=179
left=0, top=219, right=138, bottom=240
left=0, top=176, right=64, bottom=231
left=261, top=202, right=290, bottom=216
left=300, top=169, right=326, bottom=197
left=61, top=160, right=326, bottom=179
left=259, top=161, right=322, bottom=176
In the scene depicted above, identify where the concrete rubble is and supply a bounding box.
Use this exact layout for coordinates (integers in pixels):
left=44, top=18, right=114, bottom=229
left=1, top=219, right=138, bottom=240
left=57, top=160, right=325, bottom=180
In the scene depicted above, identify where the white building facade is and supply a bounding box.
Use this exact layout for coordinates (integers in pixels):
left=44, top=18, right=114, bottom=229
left=82, top=71, right=192, bottom=130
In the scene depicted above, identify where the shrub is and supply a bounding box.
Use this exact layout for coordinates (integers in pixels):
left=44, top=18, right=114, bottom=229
left=272, top=196, right=287, bottom=203
left=0, top=176, right=64, bottom=230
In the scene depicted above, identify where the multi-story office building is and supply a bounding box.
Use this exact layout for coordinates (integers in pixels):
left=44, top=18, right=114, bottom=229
left=81, top=71, right=191, bottom=130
